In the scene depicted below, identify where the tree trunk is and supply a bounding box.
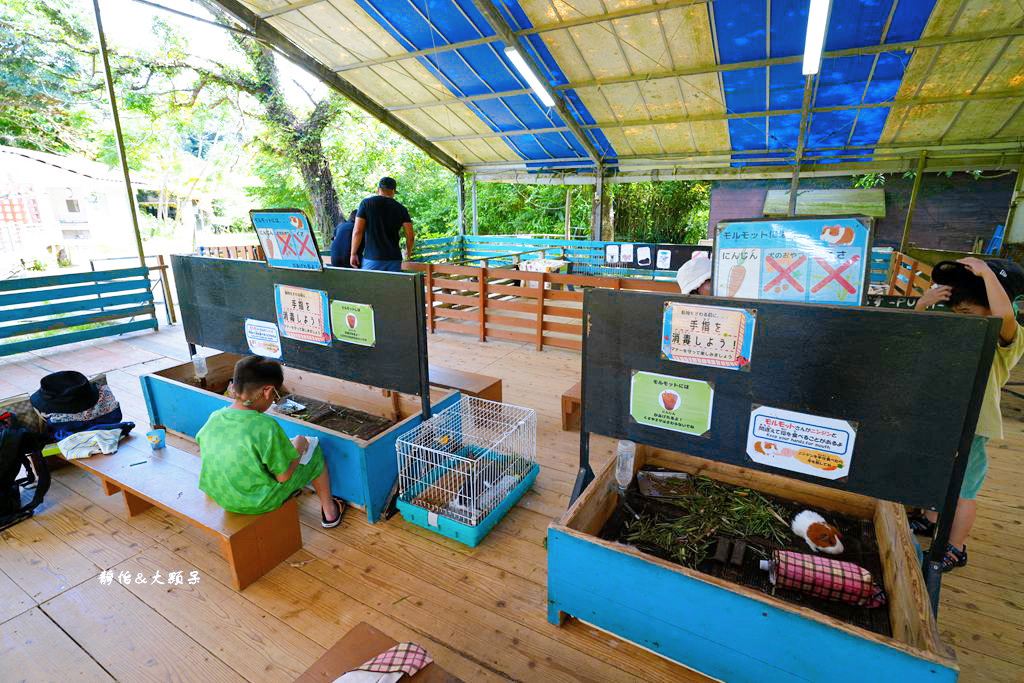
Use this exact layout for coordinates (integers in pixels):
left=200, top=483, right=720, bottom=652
left=296, top=133, right=341, bottom=245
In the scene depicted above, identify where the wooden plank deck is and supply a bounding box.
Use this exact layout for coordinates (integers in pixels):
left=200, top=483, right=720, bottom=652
left=0, top=325, right=1021, bottom=682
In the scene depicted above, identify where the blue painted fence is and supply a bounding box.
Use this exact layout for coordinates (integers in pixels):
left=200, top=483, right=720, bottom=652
left=415, top=236, right=897, bottom=285
left=0, top=267, right=157, bottom=356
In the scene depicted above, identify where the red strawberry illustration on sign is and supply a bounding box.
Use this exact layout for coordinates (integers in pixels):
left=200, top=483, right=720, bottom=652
left=345, top=313, right=357, bottom=329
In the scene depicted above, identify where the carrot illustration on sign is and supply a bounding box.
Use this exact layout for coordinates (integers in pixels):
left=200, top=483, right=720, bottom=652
left=753, top=441, right=845, bottom=471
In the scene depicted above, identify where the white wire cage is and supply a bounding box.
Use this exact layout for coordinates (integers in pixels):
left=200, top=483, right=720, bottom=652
left=396, top=396, right=537, bottom=526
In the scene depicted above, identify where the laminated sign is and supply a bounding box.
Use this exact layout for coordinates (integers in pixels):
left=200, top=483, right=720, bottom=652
left=250, top=209, right=323, bottom=271
left=330, top=300, right=376, bottom=347
left=274, top=284, right=331, bottom=346
left=713, top=217, right=870, bottom=306
left=244, top=318, right=282, bottom=359
left=629, top=371, right=713, bottom=437
left=746, top=405, right=856, bottom=480
left=661, top=302, right=756, bottom=370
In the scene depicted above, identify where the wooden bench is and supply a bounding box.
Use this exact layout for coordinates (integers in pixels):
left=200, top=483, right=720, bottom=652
left=561, top=380, right=581, bottom=431
left=0, top=267, right=158, bottom=356
left=69, top=434, right=301, bottom=590
left=428, top=365, right=501, bottom=402
left=295, top=621, right=461, bottom=682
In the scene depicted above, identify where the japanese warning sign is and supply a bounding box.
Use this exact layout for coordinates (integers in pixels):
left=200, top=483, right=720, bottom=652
left=713, top=217, right=870, bottom=306
left=330, top=300, right=376, bottom=347
left=250, top=209, right=323, bottom=271
left=746, top=405, right=856, bottom=480
left=629, top=371, right=713, bottom=437
left=244, top=318, right=282, bottom=359
left=660, top=302, right=756, bottom=371
left=274, top=284, right=331, bottom=346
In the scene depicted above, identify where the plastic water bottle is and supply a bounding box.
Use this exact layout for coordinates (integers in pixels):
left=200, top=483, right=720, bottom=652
left=191, top=353, right=208, bottom=385
left=614, top=440, right=636, bottom=491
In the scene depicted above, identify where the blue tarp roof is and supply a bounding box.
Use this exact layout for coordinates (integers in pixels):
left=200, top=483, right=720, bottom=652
left=230, top=0, right=1024, bottom=176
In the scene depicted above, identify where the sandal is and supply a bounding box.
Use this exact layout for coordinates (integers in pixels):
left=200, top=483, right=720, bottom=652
left=321, top=497, right=346, bottom=529
left=908, top=512, right=936, bottom=536
left=939, top=543, right=968, bottom=572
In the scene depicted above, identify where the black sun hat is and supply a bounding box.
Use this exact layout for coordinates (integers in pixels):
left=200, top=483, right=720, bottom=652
left=931, top=258, right=1024, bottom=304
left=30, top=371, right=100, bottom=414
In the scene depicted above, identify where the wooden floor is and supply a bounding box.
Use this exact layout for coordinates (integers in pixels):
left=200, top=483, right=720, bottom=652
left=1, top=326, right=1022, bottom=682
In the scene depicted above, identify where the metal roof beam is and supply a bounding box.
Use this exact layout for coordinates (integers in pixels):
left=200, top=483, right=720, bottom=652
left=556, top=26, right=1024, bottom=91
left=468, top=0, right=602, bottom=166
left=424, top=88, right=1024, bottom=141
left=334, top=36, right=503, bottom=73
left=377, top=26, right=1024, bottom=113
left=204, top=0, right=463, bottom=174
left=516, top=0, right=709, bottom=36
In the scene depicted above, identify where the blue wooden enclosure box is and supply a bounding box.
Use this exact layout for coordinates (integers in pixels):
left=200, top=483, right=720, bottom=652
left=140, top=352, right=458, bottom=524
left=548, top=446, right=959, bottom=683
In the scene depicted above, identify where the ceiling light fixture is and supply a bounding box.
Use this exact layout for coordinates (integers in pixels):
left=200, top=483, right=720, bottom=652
left=504, top=47, right=556, bottom=108
left=802, top=0, right=833, bottom=76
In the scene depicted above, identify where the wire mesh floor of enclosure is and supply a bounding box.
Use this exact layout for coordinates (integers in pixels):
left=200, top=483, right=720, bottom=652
left=397, top=396, right=537, bottom=526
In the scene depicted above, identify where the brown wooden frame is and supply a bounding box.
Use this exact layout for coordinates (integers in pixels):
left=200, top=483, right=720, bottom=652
left=552, top=443, right=957, bottom=669
left=406, top=262, right=679, bottom=351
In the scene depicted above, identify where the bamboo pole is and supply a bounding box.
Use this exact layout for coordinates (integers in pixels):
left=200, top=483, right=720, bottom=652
left=92, top=0, right=146, bottom=270
left=899, top=151, right=928, bottom=253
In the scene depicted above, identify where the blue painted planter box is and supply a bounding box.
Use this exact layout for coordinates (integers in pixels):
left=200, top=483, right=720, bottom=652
left=140, top=352, right=458, bottom=524
left=547, top=447, right=958, bottom=682
left=397, top=463, right=538, bottom=547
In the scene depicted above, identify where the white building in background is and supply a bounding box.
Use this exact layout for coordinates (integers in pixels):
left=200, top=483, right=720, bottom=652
left=0, top=146, right=150, bottom=273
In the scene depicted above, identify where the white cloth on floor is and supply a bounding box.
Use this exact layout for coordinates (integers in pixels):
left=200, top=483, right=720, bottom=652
left=333, top=672, right=401, bottom=683
left=57, top=428, right=123, bottom=460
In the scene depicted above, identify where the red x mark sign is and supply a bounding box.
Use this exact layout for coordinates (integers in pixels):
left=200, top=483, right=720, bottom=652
left=276, top=231, right=295, bottom=256
left=295, top=232, right=316, bottom=257
left=764, top=254, right=806, bottom=292
left=811, top=254, right=860, bottom=294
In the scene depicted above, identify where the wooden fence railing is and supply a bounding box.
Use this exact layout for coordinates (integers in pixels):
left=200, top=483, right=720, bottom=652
left=887, top=251, right=933, bottom=297
left=197, top=244, right=265, bottom=260
left=405, top=262, right=678, bottom=351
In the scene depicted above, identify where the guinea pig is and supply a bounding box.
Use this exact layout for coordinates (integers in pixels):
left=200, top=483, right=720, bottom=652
left=791, top=510, right=844, bottom=555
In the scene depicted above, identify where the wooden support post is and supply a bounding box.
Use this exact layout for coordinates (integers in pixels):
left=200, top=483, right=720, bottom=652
left=456, top=173, right=466, bottom=236
left=591, top=168, right=604, bottom=240
left=788, top=75, right=814, bottom=216
left=471, top=175, right=479, bottom=235
left=425, top=262, right=435, bottom=333
left=157, top=254, right=177, bottom=324
left=536, top=272, right=546, bottom=351
left=564, top=187, right=572, bottom=238
left=478, top=266, right=488, bottom=342
left=1001, top=162, right=1024, bottom=254
left=900, top=151, right=927, bottom=253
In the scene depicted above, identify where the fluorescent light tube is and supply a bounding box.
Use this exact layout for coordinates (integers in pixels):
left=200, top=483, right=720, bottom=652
left=504, top=47, right=556, bottom=108
left=802, top=0, right=832, bottom=76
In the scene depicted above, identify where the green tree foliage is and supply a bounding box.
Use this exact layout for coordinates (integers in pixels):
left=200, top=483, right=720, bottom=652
left=609, top=181, right=710, bottom=243
left=0, top=0, right=99, bottom=153
left=3, top=0, right=711, bottom=252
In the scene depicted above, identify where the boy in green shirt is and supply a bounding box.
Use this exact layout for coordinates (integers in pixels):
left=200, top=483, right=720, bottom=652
left=198, top=356, right=344, bottom=528
left=913, top=257, right=1024, bottom=571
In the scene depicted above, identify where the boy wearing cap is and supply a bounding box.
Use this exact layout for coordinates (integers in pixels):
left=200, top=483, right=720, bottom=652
left=913, top=257, right=1024, bottom=571
left=350, top=177, right=414, bottom=272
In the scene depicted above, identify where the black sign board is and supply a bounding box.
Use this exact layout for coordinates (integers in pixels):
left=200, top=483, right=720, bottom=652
left=172, top=255, right=430, bottom=414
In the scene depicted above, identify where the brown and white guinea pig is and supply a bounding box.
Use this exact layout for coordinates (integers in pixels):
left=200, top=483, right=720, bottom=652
left=791, top=510, right=844, bottom=554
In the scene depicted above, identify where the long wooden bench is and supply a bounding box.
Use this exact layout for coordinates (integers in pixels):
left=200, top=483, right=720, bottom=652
left=69, top=434, right=301, bottom=590
left=428, top=365, right=501, bottom=402
left=0, top=267, right=157, bottom=356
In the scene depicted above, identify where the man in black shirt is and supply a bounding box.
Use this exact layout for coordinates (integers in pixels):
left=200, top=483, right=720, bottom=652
left=350, top=177, right=414, bottom=272
left=329, top=210, right=360, bottom=268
